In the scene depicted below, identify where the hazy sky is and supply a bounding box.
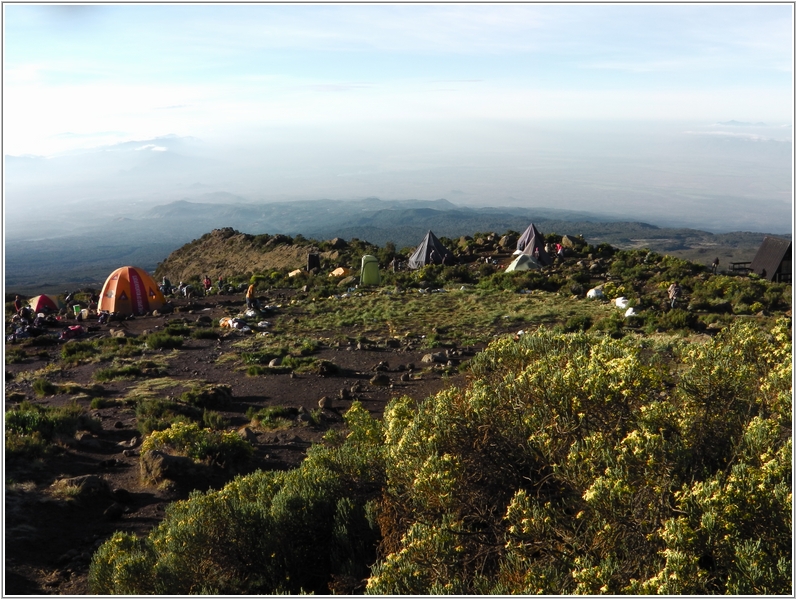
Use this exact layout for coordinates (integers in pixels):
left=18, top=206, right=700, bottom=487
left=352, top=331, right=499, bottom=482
left=4, top=3, right=792, bottom=156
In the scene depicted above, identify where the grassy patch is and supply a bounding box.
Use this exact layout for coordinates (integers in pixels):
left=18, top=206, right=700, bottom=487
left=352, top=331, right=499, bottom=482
left=6, top=400, right=100, bottom=459
left=247, top=405, right=298, bottom=430
left=145, top=332, right=184, bottom=350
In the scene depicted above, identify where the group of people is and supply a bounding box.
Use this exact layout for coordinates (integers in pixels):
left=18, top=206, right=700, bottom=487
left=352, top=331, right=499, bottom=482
left=161, top=275, right=228, bottom=298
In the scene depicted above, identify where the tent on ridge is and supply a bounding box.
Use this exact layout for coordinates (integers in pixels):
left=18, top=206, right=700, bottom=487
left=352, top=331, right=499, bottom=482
left=28, top=294, right=63, bottom=313
left=407, top=230, right=455, bottom=269
left=515, top=222, right=551, bottom=266
left=97, top=266, right=165, bottom=315
left=360, top=255, right=381, bottom=286
left=505, top=253, right=543, bottom=273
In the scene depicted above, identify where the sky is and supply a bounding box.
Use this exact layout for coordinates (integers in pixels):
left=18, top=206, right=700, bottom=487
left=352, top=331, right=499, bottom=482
left=4, top=3, right=793, bottom=155
left=3, top=3, right=794, bottom=233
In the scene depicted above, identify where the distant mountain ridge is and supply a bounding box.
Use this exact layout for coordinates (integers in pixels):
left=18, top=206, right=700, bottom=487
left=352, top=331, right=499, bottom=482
left=5, top=197, right=788, bottom=294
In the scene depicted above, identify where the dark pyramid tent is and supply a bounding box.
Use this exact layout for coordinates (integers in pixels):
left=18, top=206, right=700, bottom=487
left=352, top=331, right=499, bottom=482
left=517, top=223, right=552, bottom=266
left=749, top=236, right=792, bottom=282
left=408, top=230, right=455, bottom=269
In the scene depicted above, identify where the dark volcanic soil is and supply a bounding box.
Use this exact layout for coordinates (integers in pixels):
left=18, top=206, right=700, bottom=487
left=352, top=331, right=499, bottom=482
left=5, top=292, right=473, bottom=595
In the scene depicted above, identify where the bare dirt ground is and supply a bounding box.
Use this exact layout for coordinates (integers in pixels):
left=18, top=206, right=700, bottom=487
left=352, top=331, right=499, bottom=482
left=5, top=291, right=474, bottom=595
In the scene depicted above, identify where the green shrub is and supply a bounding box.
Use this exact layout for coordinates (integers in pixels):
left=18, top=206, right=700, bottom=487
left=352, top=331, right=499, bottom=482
left=89, top=403, right=383, bottom=594
left=32, top=378, right=57, bottom=397
left=6, top=348, right=28, bottom=364
left=564, top=314, right=592, bottom=332
left=90, top=398, right=120, bottom=410
left=141, top=421, right=252, bottom=467
left=248, top=405, right=297, bottom=430
left=87, top=322, right=792, bottom=596
left=6, top=400, right=99, bottom=458
left=135, top=397, right=199, bottom=436
left=61, top=340, right=99, bottom=364
left=202, top=409, right=229, bottom=430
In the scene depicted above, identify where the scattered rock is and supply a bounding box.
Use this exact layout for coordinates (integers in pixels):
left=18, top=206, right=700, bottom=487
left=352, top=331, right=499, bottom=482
left=113, top=421, right=124, bottom=429
left=237, top=427, right=258, bottom=443
left=111, top=488, right=132, bottom=503
left=318, top=396, right=332, bottom=409
left=421, top=353, right=447, bottom=363
left=351, top=382, right=363, bottom=394
left=369, top=374, right=391, bottom=387
left=499, top=234, right=517, bottom=249
left=140, top=450, right=197, bottom=484
left=50, top=475, right=110, bottom=497
left=372, top=361, right=389, bottom=372
left=103, top=502, right=127, bottom=520
left=339, top=388, right=351, bottom=400
left=117, top=437, right=139, bottom=448
left=268, top=357, right=282, bottom=367
left=400, top=372, right=411, bottom=382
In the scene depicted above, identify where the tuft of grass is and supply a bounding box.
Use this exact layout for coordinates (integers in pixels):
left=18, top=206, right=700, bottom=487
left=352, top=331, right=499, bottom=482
left=191, top=329, right=220, bottom=340
left=94, top=364, right=143, bottom=382
left=247, top=405, right=298, bottom=430
left=145, top=333, right=184, bottom=350
left=32, top=378, right=57, bottom=397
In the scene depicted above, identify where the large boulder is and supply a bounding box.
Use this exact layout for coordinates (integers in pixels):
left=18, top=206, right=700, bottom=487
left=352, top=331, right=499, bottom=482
left=140, top=450, right=198, bottom=484
left=499, top=234, right=518, bottom=249
left=50, top=475, right=110, bottom=498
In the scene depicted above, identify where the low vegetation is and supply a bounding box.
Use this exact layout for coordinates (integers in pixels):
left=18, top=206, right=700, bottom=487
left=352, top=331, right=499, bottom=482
left=6, top=401, right=100, bottom=459
left=89, top=319, right=791, bottom=594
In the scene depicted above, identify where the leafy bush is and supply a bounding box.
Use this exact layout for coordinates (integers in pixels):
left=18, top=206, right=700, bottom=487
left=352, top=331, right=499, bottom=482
left=135, top=397, right=199, bottom=436
left=202, top=409, right=229, bottom=430
left=88, top=321, right=791, bottom=595
left=61, top=340, right=100, bottom=364
left=90, top=404, right=382, bottom=594
left=6, top=400, right=99, bottom=458
left=141, top=421, right=252, bottom=467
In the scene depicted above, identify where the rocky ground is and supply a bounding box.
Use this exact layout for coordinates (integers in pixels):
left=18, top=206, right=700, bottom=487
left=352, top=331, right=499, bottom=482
left=4, top=291, right=473, bottom=595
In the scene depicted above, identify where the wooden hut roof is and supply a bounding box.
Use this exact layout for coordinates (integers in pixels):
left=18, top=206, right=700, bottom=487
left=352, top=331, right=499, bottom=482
left=748, top=236, right=791, bottom=281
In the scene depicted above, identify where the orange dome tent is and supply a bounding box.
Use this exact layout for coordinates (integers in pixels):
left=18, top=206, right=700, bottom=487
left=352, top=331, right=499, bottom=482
left=28, top=294, right=63, bottom=313
left=98, top=266, right=165, bottom=315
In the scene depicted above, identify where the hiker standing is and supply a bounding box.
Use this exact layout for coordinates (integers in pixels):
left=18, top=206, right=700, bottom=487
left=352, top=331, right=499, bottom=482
left=203, top=275, right=212, bottom=296
left=245, top=283, right=256, bottom=309
left=668, top=282, right=682, bottom=309
left=13, top=295, right=22, bottom=315
left=711, top=257, right=719, bottom=274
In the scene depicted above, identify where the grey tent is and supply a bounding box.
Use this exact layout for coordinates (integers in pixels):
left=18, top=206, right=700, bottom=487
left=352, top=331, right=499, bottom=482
left=407, top=230, right=455, bottom=269
left=749, top=236, right=792, bottom=282
left=516, top=223, right=552, bottom=266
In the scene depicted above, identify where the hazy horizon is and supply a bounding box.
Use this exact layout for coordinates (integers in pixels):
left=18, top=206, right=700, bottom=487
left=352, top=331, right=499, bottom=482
left=4, top=4, right=794, bottom=237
